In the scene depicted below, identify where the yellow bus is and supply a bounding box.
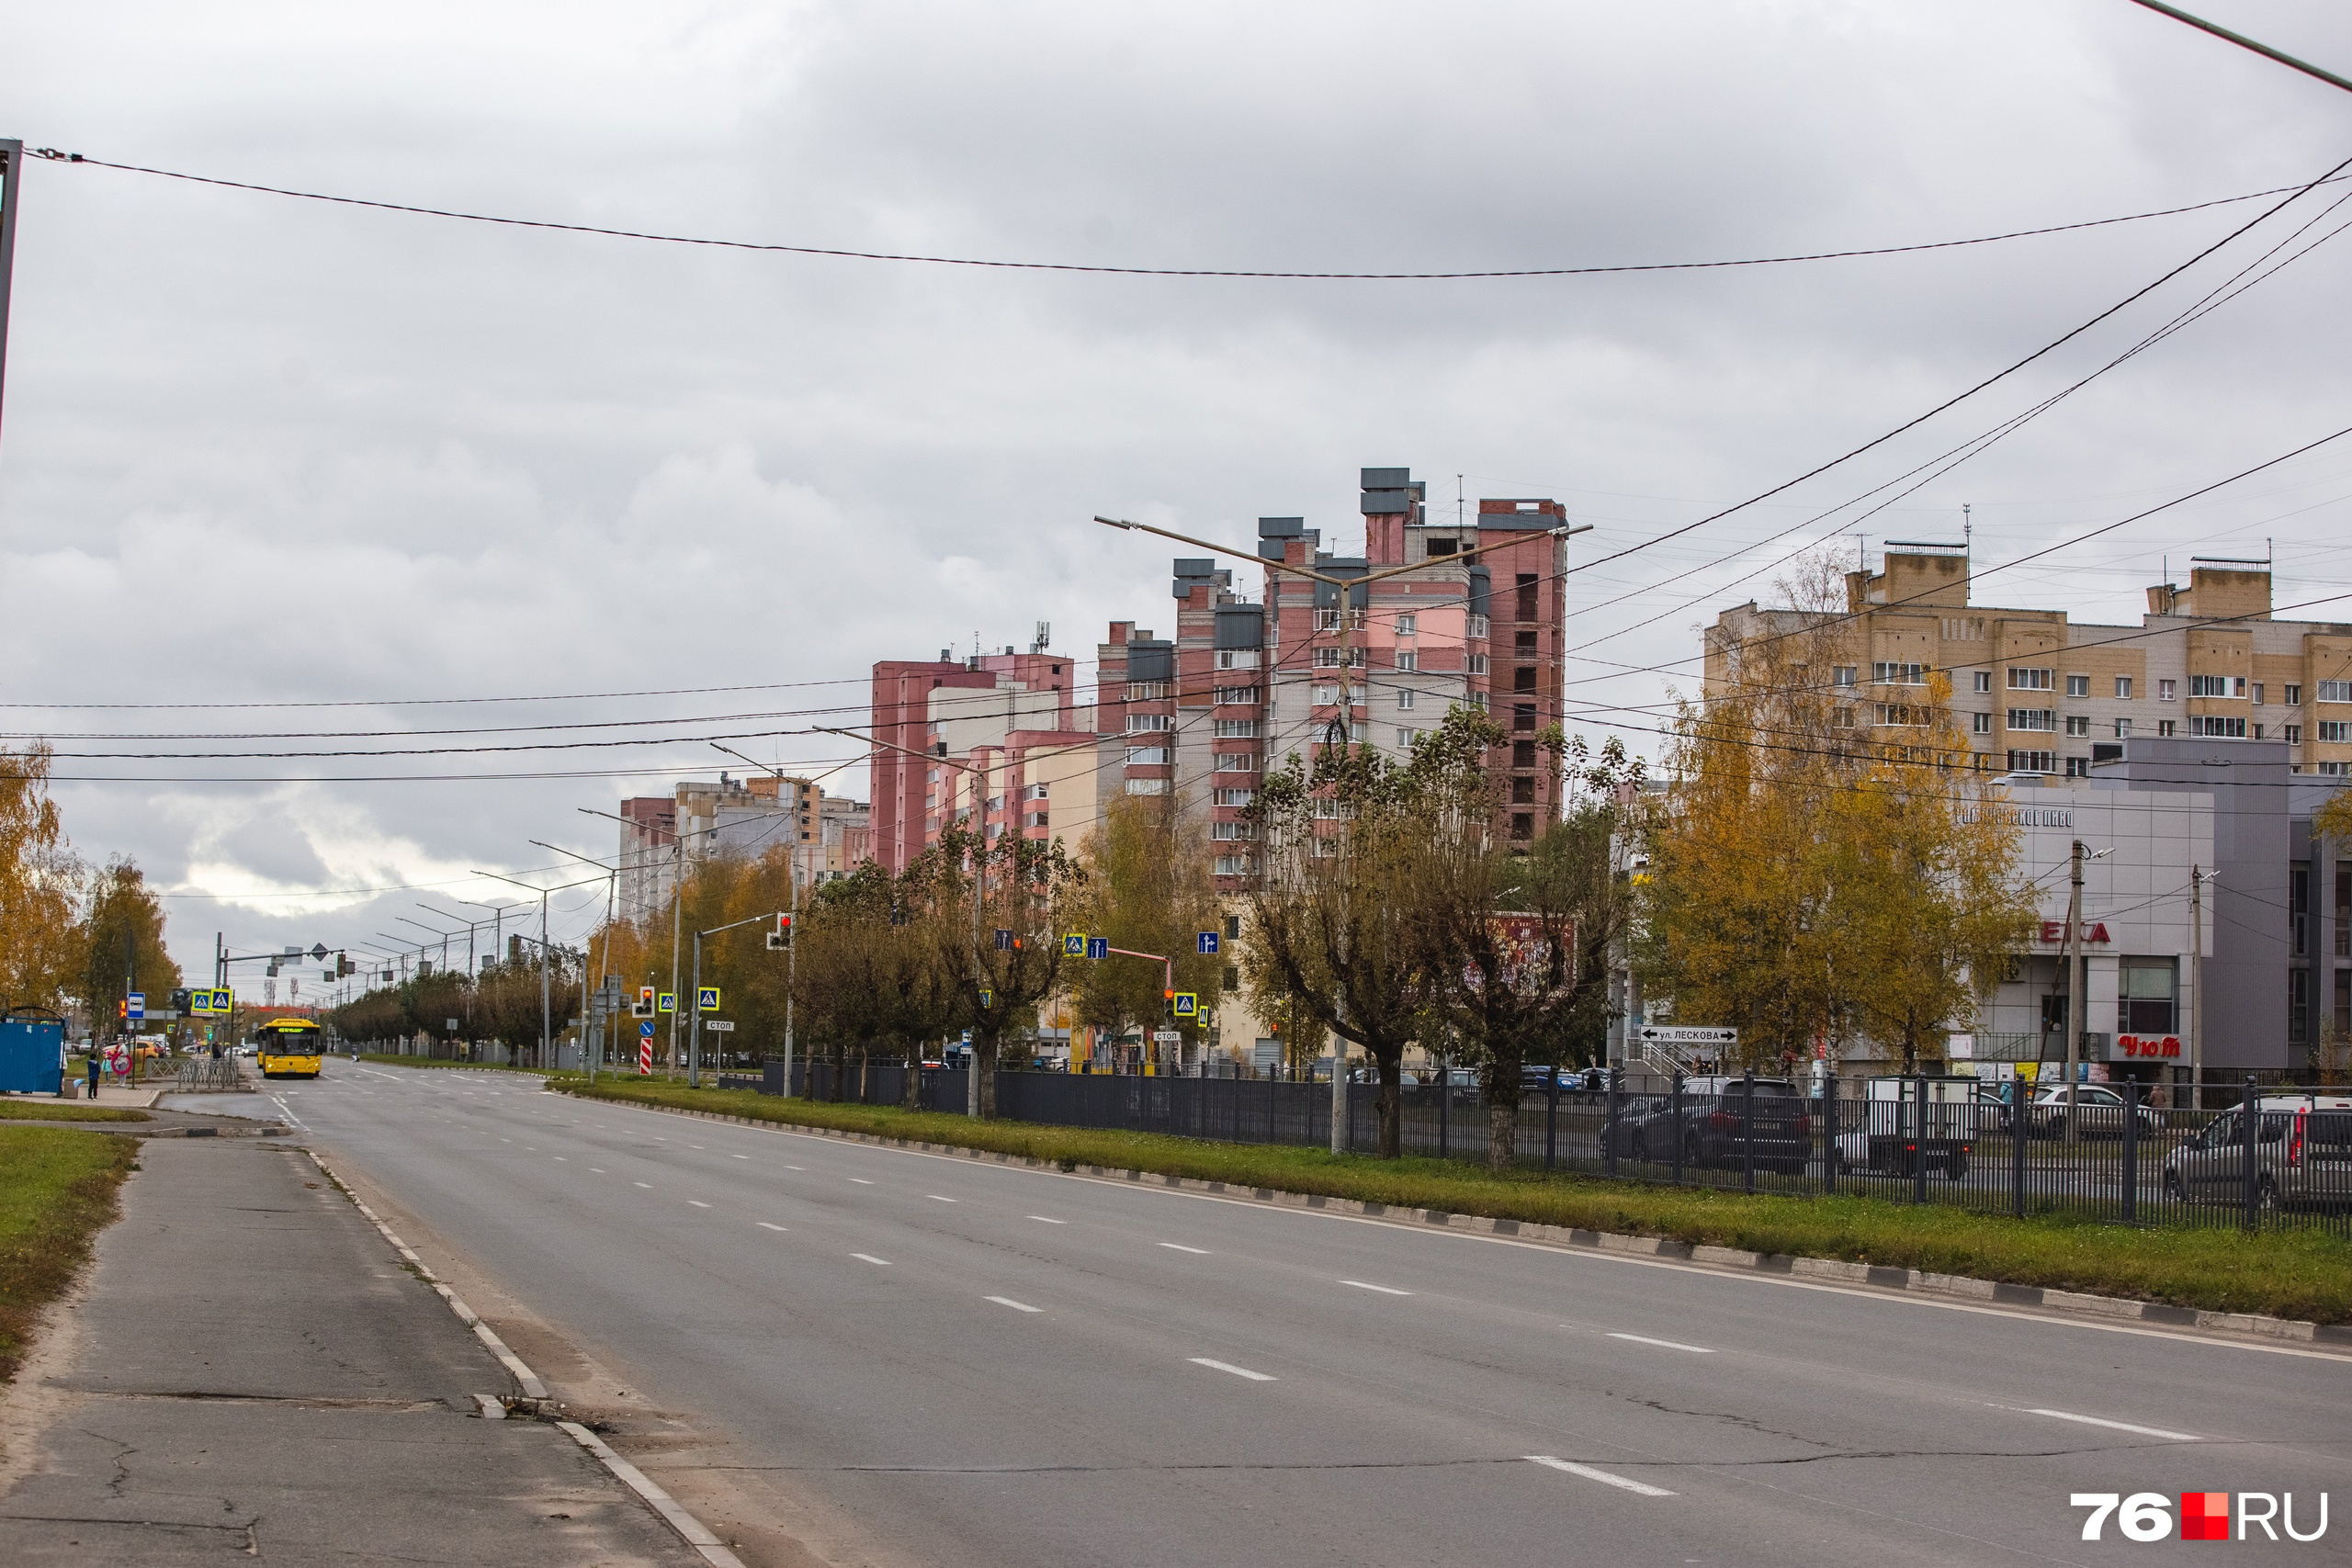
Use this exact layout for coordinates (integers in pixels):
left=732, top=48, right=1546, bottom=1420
left=255, top=1018, right=325, bottom=1079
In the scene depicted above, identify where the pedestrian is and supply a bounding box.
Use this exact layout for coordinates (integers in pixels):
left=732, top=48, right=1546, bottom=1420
left=86, top=1049, right=101, bottom=1100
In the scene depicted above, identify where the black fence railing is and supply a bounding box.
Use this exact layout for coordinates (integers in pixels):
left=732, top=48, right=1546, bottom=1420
left=733, top=1061, right=2349, bottom=1235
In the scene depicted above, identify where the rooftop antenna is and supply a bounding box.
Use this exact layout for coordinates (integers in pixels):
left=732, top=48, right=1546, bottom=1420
left=1962, top=503, right=1971, bottom=563
left=1456, top=473, right=1464, bottom=529
left=1031, top=620, right=1050, bottom=654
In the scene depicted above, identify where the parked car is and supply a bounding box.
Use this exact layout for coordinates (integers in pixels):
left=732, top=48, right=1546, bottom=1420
left=1645, top=1077, right=1812, bottom=1173
left=2162, top=1094, right=2352, bottom=1210
left=2028, top=1082, right=2163, bottom=1139
left=1831, top=1076, right=1978, bottom=1179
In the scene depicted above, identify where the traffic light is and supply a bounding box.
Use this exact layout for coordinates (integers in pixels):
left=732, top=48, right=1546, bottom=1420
left=117, top=998, right=128, bottom=1020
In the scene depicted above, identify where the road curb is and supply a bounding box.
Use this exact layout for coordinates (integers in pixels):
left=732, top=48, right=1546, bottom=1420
left=561, top=1091, right=2352, bottom=1352
left=304, top=1146, right=748, bottom=1568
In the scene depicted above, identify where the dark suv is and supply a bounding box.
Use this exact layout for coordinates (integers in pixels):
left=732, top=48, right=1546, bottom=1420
left=1659, top=1077, right=1812, bottom=1174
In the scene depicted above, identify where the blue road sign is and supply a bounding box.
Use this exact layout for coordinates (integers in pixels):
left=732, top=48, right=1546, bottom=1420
left=1063, top=933, right=1085, bottom=956
left=1085, top=937, right=1109, bottom=961
left=1197, top=931, right=1219, bottom=955
left=696, top=986, right=720, bottom=1011
left=639, top=1019, right=656, bottom=1038
left=994, top=928, right=1013, bottom=952
left=127, top=992, right=145, bottom=1021
left=1170, top=992, right=1199, bottom=1018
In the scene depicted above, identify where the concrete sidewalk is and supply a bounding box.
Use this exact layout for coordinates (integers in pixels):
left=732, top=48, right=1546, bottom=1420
left=0, top=1135, right=702, bottom=1564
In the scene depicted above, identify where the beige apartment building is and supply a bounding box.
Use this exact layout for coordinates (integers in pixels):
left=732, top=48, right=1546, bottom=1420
left=1705, top=547, right=2352, bottom=778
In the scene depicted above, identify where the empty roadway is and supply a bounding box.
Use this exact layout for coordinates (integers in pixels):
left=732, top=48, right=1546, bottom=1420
left=278, top=1064, right=2350, bottom=1566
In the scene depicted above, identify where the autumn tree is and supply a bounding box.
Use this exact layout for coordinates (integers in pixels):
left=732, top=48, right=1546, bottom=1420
left=1636, top=555, right=2032, bottom=1069
left=0, top=743, right=83, bottom=1013
left=1242, top=726, right=1445, bottom=1158
left=922, top=825, right=1081, bottom=1118
left=1069, top=791, right=1225, bottom=1063
left=1413, top=720, right=1644, bottom=1170
left=79, top=858, right=182, bottom=1034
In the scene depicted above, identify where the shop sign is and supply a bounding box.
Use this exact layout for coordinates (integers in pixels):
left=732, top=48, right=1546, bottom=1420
left=2036, top=921, right=2110, bottom=944
left=2110, top=1033, right=2182, bottom=1061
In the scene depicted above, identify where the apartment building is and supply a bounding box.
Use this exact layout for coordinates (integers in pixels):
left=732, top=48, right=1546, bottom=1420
left=1094, top=466, right=1577, bottom=890
left=867, top=647, right=1088, bottom=873
left=1705, top=547, right=2352, bottom=779
left=615, top=772, right=847, bottom=917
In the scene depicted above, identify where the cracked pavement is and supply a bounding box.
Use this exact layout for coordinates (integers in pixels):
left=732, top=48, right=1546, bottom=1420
left=0, top=1136, right=699, bottom=1565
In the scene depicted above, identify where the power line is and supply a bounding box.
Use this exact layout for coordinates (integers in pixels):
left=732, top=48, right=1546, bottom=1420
left=28, top=146, right=2348, bottom=281
left=2120, top=0, right=2352, bottom=96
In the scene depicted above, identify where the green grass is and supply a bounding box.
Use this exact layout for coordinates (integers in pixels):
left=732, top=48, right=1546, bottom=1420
left=554, top=1077, right=2352, bottom=1325
left=0, top=1100, right=150, bottom=1123
left=0, top=1126, right=140, bottom=1382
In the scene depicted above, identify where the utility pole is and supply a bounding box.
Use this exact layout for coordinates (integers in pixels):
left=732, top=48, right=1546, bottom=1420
left=2189, top=863, right=2205, bottom=1111
left=2064, top=839, right=2084, bottom=1146
left=1093, top=511, right=1590, bottom=1156
left=0, top=140, right=22, bottom=446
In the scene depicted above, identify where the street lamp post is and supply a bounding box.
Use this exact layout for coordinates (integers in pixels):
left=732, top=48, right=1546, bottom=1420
left=474, top=870, right=604, bottom=1070
left=1091, top=512, right=1587, bottom=1153
left=816, top=725, right=989, bottom=1115
left=531, top=841, right=624, bottom=1082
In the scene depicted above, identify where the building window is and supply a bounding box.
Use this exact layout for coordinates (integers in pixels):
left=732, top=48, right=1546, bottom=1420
left=1512, top=704, right=1536, bottom=732
left=1510, top=812, right=1533, bottom=840
left=2118, top=957, right=2177, bottom=1035
left=2252, top=682, right=2266, bottom=705
left=1215, top=649, right=1261, bottom=671
left=2320, top=680, right=2352, bottom=704
left=2320, top=721, right=2352, bottom=743
left=1467, top=614, right=1490, bottom=640
left=1510, top=776, right=1535, bottom=804
left=1125, top=681, right=1174, bottom=701
left=1516, top=574, right=1539, bottom=620
left=1467, top=654, right=1490, bottom=675
left=1395, top=614, right=1417, bottom=636
left=1213, top=685, right=1261, bottom=705
left=1834, top=666, right=1858, bottom=688
left=2007, top=668, right=2053, bottom=691
left=2284, top=683, right=2301, bottom=705
left=1125, top=778, right=1169, bottom=795
left=2064, top=757, right=2089, bottom=777
left=1973, top=670, right=1993, bottom=694
left=1214, top=854, right=1255, bottom=876
left=2188, top=716, right=2247, bottom=738
left=1395, top=727, right=1425, bottom=747
left=1214, top=719, right=1260, bottom=739
left=1513, top=666, right=1538, bottom=693
left=1226, top=913, right=1242, bottom=941
left=2286, top=724, right=2302, bottom=746
left=1874, top=703, right=1928, bottom=728
left=2114, top=718, right=2132, bottom=739
left=1214, top=752, right=1260, bottom=773
left=2290, top=969, right=2310, bottom=1045
left=2063, top=715, right=2089, bottom=736
left=2322, top=761, right=2351, bottom=777
left=1213, top=787, right=1255, bottom=807
left=1873, top=661, right=1927, bottom=685
left=1126, top=713, right=1173, bottom=732
left=2007, top=708, right=2056, bottom=732
left=1223, top=965, right=1241, bottom=992
left=1024, top=811, right=1049, bottom=829
left=1516, top=630, right=1539, bottom=655
left=1027, top=784, right=1049, bottom=800
left=1833, top=706, right=1856, bottom=729
left=2157, top=720, right=2177, bottom=737
left=1211, top=820, right=1255, bottom=840
left=1396, top=689, right=1416, bottom=710
left=2188, top=674, right=2244, bottom=698
left=1312, top=684, right=1340, bottom=706
left=1395, top=651, right=1418, bottom=672
left=2115, top=676, right=2133, bottom=699
left=2005, top=750, right=2056, bottom=773
left=1971, top=712, right=1992, bottom=734
left=2292, top=864, right=2310, bottom=957
left=1125, top=747, right=1169, bottom=765
left=1511, top=740, right=1535, bottom=768
left=2065, top=674, right=2090, bottom=698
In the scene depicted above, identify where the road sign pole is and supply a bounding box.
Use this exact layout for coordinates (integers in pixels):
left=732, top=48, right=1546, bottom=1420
left=690, top=931, right=702, bottom=1089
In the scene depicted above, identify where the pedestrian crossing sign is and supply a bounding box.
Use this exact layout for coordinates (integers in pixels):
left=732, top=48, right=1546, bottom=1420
left=1063, top=933, right=1086, bottom=956
left=658, top=992, right=675, bottom=1014
left=1171, top=992, right=1198, bottom=1018
left=697, top=987, right=720, bottom=1011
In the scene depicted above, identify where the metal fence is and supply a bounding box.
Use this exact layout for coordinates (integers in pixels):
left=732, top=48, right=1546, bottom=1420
left=731, top=1060, right=2349, bottom=1235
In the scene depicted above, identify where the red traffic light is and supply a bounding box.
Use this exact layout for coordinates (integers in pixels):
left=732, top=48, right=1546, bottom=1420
left=778, top=913, right=794, bottom=930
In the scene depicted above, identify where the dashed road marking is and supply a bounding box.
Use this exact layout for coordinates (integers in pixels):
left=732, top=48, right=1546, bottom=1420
left=1608, top=1333, right=1713, bottom=1354
left=852, top=1253, right=892, bottom=1267
left=1342, top=1280, right=1412, bottom=1296
left=1524, top=1456, right=1675, bottom=1496
left=987, top=1296, right=1042, bottom=1313
left=1159, top=1243, right=1209, bottom=1255
left=2015, top=1407, right=2200, bottom=1442
left=1188, top=1358, right=1274, bottom=1382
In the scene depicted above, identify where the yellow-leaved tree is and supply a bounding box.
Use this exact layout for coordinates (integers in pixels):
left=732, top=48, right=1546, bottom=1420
left=0, top=743, right=84, bottom=1012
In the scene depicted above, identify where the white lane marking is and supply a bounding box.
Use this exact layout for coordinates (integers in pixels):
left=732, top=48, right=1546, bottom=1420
left=1342, top=1280, right=1412, bottom=1296
left=850, top=1178, right=876, bottom=1185
left=553, top=1156, right=567, bottom=1162
left=1524, top=1456, right=1675, bottom=1496
left=687, top=1200, right=712, bottom=1209
left=1608, top=1333, right=1714, bottom=1354
left=1159, top=1243, right=1209, bottom=1254
left=2016, top=1406, right=2200, bottom=1441
left=1189, top=1358, right=1275, bottom=1382
left=928, top=1195, right=958, bottom=1202
left=1028, top=1215, right=1065, bottom=1224
left=786, top=1165, right=805, bottom=1171
left=731, top=1154, right=749, bottom=1160
left=987, top=1296, right=1042, bottom=1313
left=589, top=1168, right=606, bottom=1174
left=634, top=1181, right=653, bottom=1189
left=852, top=1253, right=892, bottom=1267
left=757, top=1222, right=789, bottom=1232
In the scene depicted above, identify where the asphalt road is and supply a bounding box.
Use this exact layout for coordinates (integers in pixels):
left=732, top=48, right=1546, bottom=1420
left=281, top=1064, right=2350, bottom=1567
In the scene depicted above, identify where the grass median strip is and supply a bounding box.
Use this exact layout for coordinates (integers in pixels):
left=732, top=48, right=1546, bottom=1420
left=0, top=1101, right=150, bottom=1123
left=548, top=1077, right=2352, bottom=1325
left=0, top=1125, right=140, bottom=1382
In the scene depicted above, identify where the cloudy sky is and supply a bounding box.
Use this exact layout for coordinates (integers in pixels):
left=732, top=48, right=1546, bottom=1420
left=3, top=0, right=2349, bottom=993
